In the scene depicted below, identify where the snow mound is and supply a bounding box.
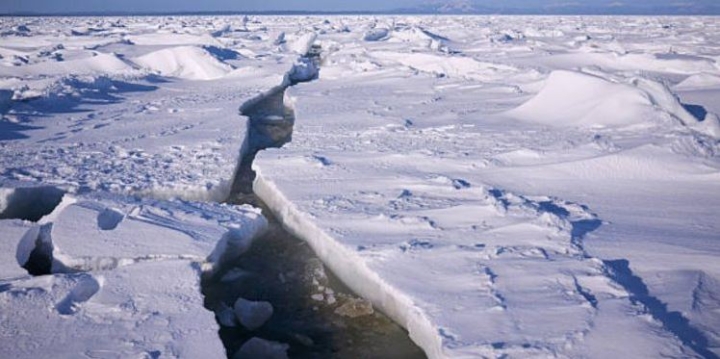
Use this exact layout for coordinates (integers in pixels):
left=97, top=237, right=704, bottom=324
left=132, top=46, right=234, bottom=80
left=505, top=70, right=710, bottom=133
left=505, top=70, right=651, bottom=127
left=674, top=73, right=720, bottom=90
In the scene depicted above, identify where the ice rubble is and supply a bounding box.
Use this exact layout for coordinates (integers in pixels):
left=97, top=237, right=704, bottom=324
left=0, top=191, right=267, bottom=358
left=2, top=14, right=720, bottom=359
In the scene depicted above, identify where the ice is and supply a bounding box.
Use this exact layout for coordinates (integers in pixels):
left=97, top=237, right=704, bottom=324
left=0, top=189, right=266, bottom=357
left=2, top=14, right=720, bottom=359
left=14, top=194, right=266, bottom=274
left=334, top=297, right=374, bottom=318
left=132, top=46, right=234, bottom=80
left=0, top=219, right=34, bottom=280
left=233, top=337, right=289, bottom=359
left=0, top=261, right=226, bottom=359
left=364, top=28, right=390, bottom=41
left=503, top=70, right=714, bottom=133
left=233, top=297, right=274, bottom=331
left=285, top=32, right=317, bottom=56
left=675, top=73, right=720, bottom=90
left=251, top=15, right=720, bottom=359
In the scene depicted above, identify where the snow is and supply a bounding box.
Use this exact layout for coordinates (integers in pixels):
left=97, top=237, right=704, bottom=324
left=0, top=192, right=266, bottom=358
left=505, top=70, right=660, bottom=127
left=1, top=261, right=224, bottom=358
left=253, top=15, right=720, bottom=359
left=25, top=194, right=265, bottom=273
left=132, top=46, right=234, bottom=80
left=2, top=14, right=720, bottom=359
left=0, top=219, right=34, bottom=280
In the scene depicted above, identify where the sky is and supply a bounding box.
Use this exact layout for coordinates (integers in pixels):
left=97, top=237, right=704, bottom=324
left=0, top=0, right=410, bottom=13
left=0, top=0, right=718, bottom=14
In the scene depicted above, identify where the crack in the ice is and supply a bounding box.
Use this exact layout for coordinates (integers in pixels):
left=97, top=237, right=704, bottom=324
left=212, top=43, right=428, bottom=359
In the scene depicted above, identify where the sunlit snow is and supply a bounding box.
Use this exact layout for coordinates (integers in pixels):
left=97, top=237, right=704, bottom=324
left=1, top=14, right=719, bottom=359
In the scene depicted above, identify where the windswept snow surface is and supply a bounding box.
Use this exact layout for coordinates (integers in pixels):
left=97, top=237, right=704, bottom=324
left=2, top=15, right=720, bottom=359
left=0, top=15, right=302, bottom=358
left=253, top=15, right=720, bottom=359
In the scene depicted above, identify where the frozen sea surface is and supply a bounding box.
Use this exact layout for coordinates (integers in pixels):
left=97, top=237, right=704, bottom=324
left=1, top=15, right=720, bottom=358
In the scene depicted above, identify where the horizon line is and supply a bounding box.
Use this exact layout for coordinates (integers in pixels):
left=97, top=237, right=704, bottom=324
left=2, top=8, right=720, bottom=17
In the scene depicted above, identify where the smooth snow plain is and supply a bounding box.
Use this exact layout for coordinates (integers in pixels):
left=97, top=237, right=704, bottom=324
left=1, top=15, right=720, bottom=359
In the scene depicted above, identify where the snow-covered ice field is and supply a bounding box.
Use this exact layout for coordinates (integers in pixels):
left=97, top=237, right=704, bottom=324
left=1, top=14, right=720, bottom=358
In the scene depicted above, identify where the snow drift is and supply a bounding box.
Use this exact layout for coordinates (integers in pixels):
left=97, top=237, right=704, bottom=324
left=505, top=70, right=718, bottom=136
left=132, top=46, right=234, bottom=80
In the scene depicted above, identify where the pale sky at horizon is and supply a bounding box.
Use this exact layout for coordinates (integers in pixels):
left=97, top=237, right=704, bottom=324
left=0, top=0, right=717, bottom=14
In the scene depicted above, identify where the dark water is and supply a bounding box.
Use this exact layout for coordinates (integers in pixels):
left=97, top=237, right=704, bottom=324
left=203, top=198, right=427, bottom=358
left=202, top=61, right=426, bottom=358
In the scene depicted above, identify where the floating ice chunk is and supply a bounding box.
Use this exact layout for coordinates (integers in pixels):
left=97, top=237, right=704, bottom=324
left=216, top=302, right=238, bottom=327
left=211, top=24, right=232, bottom=38
left=220, top=267, right=252, bottom=283
left=233, top=297, right=274, bottom=330
left=334, top=297, right=374, bottom=318
left=234, top=337, right=289, bottom=359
